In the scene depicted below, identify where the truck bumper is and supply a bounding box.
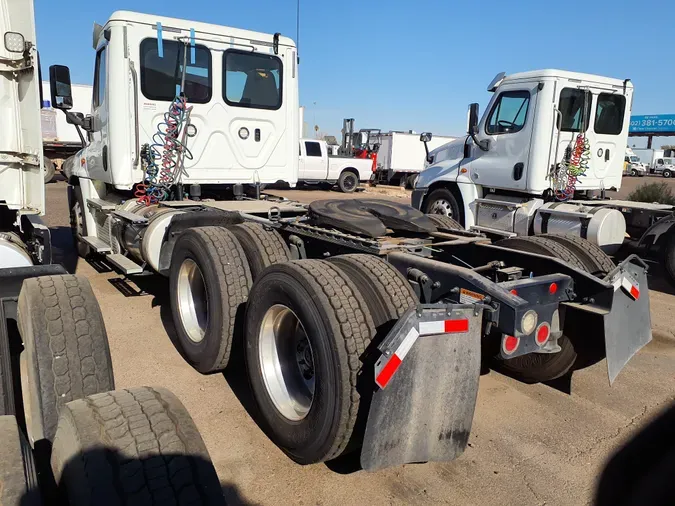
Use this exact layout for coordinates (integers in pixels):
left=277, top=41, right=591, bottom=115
left=360, top=304, right=483, bottom=471
left=411, top=188, right=427, bottom=210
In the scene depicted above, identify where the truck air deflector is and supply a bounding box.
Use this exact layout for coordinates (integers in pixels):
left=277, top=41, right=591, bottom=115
left=361, top=304, right=483, bottom=471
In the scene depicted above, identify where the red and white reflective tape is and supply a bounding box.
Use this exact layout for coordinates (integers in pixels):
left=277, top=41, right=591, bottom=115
left=612, top=273, right=640, bottom=301
left=375, top=318, right=469, bottom=389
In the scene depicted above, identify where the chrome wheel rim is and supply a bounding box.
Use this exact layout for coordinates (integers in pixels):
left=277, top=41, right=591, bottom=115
left=429, top=199, right=453, bottom=217
left=176, top=258, right=208, bottom=343
left=259, top=304, right=315, bottom=421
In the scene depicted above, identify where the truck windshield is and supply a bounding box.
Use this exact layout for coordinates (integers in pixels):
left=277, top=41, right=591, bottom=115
left=558, top=88, right=592, bottom=132
left=630, top=156, right=640, bottom=163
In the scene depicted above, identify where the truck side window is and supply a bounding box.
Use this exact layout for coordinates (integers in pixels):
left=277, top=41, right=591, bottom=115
left=93, top=47, right=106, bottom=108
left=594, top=93, right=626, bottom=135
left=305, top=142, right=322, bottom=157
left=224, top=50, right=282, bottom=110
left=558, top=88, right=592, bottom=132
left=140, top=39, right=212, bottom=104
left=485, top=91, right=530, bottom=135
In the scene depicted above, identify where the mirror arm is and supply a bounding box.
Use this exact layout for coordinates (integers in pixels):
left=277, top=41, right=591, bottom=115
left=423, top=141, right=432, bottom=163
left=74, top=125, right=86, bottom=149
left=470, top=131, right=490, bottom=152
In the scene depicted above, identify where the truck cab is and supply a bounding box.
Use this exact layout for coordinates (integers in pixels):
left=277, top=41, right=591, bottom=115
left=59, top=11, right=299, bottom=192
left=413, top=69, right=633, bottom=229
left=653, top=157, right=675, bottom=178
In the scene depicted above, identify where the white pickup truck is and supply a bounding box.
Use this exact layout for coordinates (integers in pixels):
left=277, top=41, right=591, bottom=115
left=299, top=138, right=374, bottom=192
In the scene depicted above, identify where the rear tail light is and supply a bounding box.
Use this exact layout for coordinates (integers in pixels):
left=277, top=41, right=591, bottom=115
left=502, top=335, right=519, bottom=355
left=520, top=310, right=538, bottom=335
left=535, top=323, right=550, bottom=345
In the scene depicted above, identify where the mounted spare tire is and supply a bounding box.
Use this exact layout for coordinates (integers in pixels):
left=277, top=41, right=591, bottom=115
left=169, top=227, right=252, bottom=374
left=492, top=236, right=587, bottom=383
left=245, top=260, right=375, bottom=464
left=425, top=213, right=463, bottom=231
left=51, top=387, right=225, bottom=505
left=18, top=274, right=115, bottom=444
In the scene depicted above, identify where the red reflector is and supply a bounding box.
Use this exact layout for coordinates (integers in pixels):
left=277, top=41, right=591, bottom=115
left=510, top=289, right=518, bottom=295
left=503, top=335, right=519, bottom=354
left=549, top=283, right=558, bottom=295
left=536, top=324, right=550, bottom=345
left=375, top=354, right=402, bottom=389
left=630, top=285, right=640, bottom=300
left=445, top=319, right=469, bottom=333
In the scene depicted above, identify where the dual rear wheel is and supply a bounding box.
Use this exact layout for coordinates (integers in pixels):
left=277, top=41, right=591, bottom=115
left=168, top=225, right=417, bottom=464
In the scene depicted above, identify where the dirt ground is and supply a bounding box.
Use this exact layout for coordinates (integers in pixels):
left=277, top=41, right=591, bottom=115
left=43, top=177, right=675, bottom=506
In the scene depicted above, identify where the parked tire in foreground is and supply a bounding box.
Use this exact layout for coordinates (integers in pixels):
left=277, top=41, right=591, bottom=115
left=169, top=227, right=252, bottom=374
left=0, top=416, right=40, bottom=506
left=423, top=188, right=462, bottom=224
left=337, top=170, right=359, bottom=193
left=18, top=274, right=114, bottom=444
left=51, top=387, right=224, bottom=506
left=492, top=237, right=587, bottom=383
left=425, top=213, right=464, bottom=231
left=245, top=260, right=375, bottom=464
left=230, top=223, right=291, bottom=280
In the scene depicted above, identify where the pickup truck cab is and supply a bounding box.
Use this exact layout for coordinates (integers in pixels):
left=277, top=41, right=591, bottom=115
left=299, top=139, right=374, bottom=192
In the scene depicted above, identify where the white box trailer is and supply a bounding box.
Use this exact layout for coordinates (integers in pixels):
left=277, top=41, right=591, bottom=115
left=40, top=81, right=92, bottom=181
left=376, top=131, right=455, bottom=186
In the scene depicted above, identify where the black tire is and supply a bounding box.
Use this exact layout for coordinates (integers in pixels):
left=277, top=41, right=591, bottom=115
left=328, top=254, right=417, bottom=326
left=169, top=227, right=252, bottom=374
left=425, top=213, right=463, bottom=231
left=423, top=188, right=462, bottom=224
left=540, top=234, right=616, bottom=277
left=406, top=174, right=419, bottom=189
left=230, top=223, right=291, bottom=280
left=51, top=387, right=224, bottom=506
left=664, top=169, right=672, bottom=178
left=630, top=169, right=638, bottom=177
left=337, top=170, right=359, bottom=193
left=492, top=237, right=587, bottom=383
left=17, top=275, right=115, bottom=444
left=245, top=260, right=375, bottom=464
left=0, top=416, right=40, bottom=506
left=495, top=236, right=587, bottom=271
left=44, top=158, right=56, bottom=184
left=68, top=185, right=91, bottom=258
left=661, top=232, right=675, bottom=287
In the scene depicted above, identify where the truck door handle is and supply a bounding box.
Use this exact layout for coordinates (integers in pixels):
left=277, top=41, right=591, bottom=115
left=605, top=149, right=610, bottom=161
left=513, top=162, right=524, bottom=181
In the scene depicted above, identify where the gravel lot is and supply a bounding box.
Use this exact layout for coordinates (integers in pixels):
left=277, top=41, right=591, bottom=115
left=43, top=177, right=675, bottom=506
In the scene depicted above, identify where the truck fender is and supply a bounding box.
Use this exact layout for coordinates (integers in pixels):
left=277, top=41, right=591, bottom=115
left=637, top=214, right=675, bottom=252
left=455, top=182, right=481, bottom=229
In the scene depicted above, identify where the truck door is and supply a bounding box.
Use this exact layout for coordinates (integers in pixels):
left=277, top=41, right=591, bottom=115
left=300, top=140, right=327, bottom=180
left=467, top=83, right=538, bottom=190
left=551, top=85, right=630, bottom=189
left=85, top=44, right=111, bottom=182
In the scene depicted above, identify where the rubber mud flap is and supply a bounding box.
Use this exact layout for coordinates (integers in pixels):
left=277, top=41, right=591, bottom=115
left=603, top=256, right=652, bottom=384
left=360, top=305, right=482, bottom=471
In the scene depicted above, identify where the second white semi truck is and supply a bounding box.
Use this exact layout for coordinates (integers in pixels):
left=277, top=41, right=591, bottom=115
left=413, top=70, right=675, bottom=286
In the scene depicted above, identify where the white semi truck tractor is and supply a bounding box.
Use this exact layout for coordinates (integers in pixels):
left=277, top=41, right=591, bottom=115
left=51, top=11, right=653, bottom=472
left=413, top=70, right=675, bottom=286
left=1, top=3, right=223, bottom=503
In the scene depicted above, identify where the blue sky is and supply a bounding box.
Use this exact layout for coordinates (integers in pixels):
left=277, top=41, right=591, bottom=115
left=35, top=0, right=674, bottom=147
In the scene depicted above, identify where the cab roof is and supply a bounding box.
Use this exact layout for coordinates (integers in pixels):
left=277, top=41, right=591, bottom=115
left=502, top=69, right=631, bottom=89
left=106, top=11, right=296, bottom=48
